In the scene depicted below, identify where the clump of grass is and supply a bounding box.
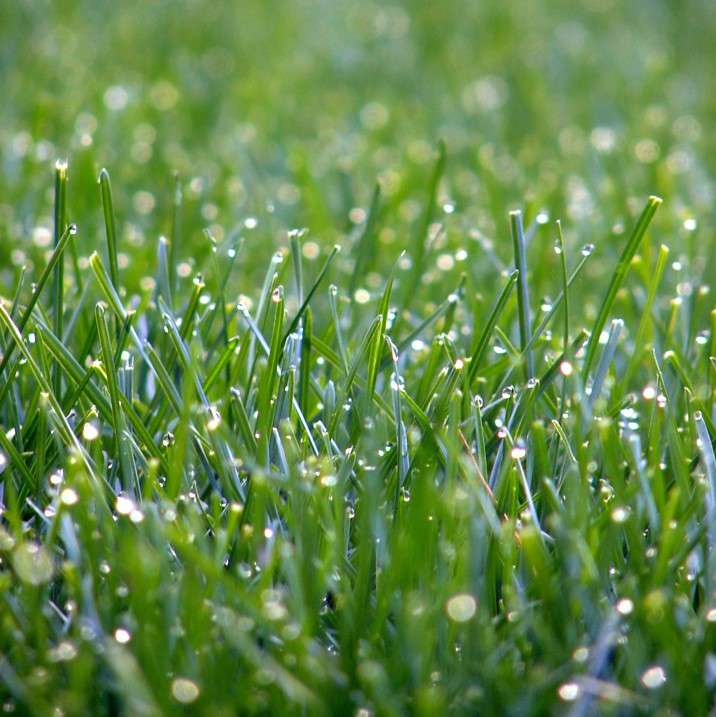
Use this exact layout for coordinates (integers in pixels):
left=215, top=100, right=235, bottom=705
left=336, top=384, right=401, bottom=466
left=1, top=152, right=715, bottom=717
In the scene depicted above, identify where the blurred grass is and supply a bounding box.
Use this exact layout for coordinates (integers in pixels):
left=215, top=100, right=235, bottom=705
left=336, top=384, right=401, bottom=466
left=2, top=2, right=716, bottom=715
left=2, top=0, right=716, bottom=294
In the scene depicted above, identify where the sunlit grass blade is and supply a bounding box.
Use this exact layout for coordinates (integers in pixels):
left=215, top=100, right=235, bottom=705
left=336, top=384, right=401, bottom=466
left=466, top=269, right=518, bottom=387
left=282, top=244, right=340, bottom=345
left=588, top=318, right=623, bottom=408
left=0, top=223, right=76, bottom=382
left=98, top=168, right=120, bottom=290
left=52, top=160, right=68, bottom=367
left=581, top=195, right=661, bottom=379
left=510, top=210, right=533, bottom=378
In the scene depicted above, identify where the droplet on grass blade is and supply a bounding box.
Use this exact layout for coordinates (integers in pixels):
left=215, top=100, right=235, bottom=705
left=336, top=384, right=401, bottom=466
left=446, top=593, right=477, bottom=622
left=559, top=361, right=574, bottom=377
left=13, top=543, right=54, bottom=585
left=82, top=422, right=100, bottom=441
left=114, top=628, right=131, bottom=644
left=60, top=488, right=79, bottom=506
left=115, top=496, right=135, bottom=516
left=611, top=506, right=630, bottom=524
left=48, top=641, right=78, bottom=663
left=641, top=666, right=666, bottom=689
left=557, top=682, right=581, bottom=702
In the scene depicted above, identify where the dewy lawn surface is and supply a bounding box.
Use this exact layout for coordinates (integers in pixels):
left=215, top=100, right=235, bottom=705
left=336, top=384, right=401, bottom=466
left=2, top=1, right=716, bottom=715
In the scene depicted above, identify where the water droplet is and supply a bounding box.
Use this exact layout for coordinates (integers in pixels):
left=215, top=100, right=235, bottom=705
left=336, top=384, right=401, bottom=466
left=12, top=543, right=54, bottom=585
left=129, top=509, right=144, bottom=524
left=581, top=243, right=595, bottom=256
left=557, top=682, right=581, bottom=701
left=50, top=641, right=78, bottom=665
left=115, top=496, right=136, bottom=516
left=206, top=409, right=221, bottom=432
left=171, top=678, right=200, bottom=704
left=611, top=506, right=630, bottom=524
left=510, top=442, right=527, bottom=460
left=641, top=666, right=666, bottom=689
left=82, top=422, right=100, bottom=441
left=114, top=628, right=131, bottom=644
left=559, top=361, right=574, bottom=377
left=446, top=593, right=477, bottom=622
left=60, top=488, right=79, bottom=506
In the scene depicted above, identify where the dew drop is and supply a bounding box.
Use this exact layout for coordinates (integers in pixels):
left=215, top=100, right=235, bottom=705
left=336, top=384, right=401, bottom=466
left=171, top=678, right=200, bottom=704
left=641, top=666, right=666, bottom=689
left=557, top=682, right=581, bottom=702
left=115, top=496, right=136, bottom=516
left=60, top=488, right=79, bottom=506
left=446, top=593, right=477, bottom=622
left=82, top=422, right=100, bottom=441
left=114, top=628, right=131, bottom=644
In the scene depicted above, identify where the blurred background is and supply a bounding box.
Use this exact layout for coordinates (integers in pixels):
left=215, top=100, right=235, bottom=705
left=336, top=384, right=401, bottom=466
left=1, top=0, right=715, bottom=302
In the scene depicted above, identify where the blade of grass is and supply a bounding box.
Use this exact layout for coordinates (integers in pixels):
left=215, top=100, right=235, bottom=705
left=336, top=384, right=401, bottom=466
left=510, top=210, right=533, bottom=378
left=582, top=195, right=661, bottom=379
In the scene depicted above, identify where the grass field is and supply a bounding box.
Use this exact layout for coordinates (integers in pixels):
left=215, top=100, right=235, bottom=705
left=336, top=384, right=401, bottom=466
left=2, top=1, right=716, bottom=714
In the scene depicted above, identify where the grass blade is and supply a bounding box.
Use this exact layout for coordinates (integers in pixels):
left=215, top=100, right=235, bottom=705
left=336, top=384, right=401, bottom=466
left=581, top=195, right=661, bottom=379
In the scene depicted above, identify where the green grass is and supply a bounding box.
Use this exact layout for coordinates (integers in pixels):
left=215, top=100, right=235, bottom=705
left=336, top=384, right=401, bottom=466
left=3, top=1, right=716, bottom=715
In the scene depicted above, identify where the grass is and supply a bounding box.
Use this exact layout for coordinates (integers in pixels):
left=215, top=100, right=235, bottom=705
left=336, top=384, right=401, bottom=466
left=2, top=1, right=716, bottom=715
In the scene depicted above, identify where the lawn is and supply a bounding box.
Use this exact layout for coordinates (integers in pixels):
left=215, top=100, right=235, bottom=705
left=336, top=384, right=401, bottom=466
left=1, top=1, right=716, bottom=714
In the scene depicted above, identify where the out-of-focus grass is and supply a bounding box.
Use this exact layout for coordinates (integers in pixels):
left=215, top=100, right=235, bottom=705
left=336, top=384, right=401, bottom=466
left=1, top=1, right=716, bottom=715
left=2, top=0, right=716, bottom=294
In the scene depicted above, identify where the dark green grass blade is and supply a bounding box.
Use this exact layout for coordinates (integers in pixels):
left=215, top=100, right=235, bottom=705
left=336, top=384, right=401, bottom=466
left=467, top=270, right=518, bottom=387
